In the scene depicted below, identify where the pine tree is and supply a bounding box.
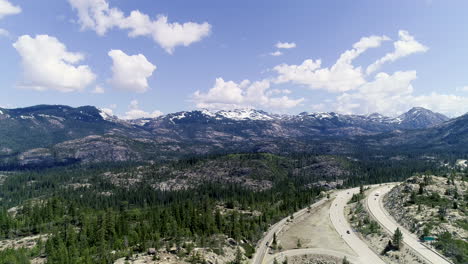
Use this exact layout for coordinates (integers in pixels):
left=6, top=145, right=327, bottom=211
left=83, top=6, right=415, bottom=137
left=232, top=247, right=243, bottom=264
left=342, top=256, right=351, bottom=264
left=392, top=228, right=403, bottom=250
left=272, top=233, right=277, bottom=249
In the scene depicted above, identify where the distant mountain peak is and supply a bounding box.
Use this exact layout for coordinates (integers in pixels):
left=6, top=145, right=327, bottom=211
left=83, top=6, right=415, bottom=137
left=397, top=107, right=449, bottom=129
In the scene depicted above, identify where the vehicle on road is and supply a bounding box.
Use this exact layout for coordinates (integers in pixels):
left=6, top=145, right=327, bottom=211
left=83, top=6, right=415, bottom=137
left=346, top=230, right=350, bottom=234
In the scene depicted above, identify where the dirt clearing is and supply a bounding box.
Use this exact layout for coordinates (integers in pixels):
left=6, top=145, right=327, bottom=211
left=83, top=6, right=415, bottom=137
left=277, top=200, right=354, bottom=255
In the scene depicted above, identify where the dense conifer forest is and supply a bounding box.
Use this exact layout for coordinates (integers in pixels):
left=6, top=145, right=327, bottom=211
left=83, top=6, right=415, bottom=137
left=0, top=153, right=452, bottom=263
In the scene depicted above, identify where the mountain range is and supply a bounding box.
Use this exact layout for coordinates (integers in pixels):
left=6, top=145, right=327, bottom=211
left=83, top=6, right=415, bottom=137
left=0, top=104, right=463, bottom=168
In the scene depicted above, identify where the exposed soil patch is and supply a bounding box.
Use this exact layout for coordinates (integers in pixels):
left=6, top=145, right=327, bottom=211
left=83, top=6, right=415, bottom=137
left=277, top=199, right=354, bottom=255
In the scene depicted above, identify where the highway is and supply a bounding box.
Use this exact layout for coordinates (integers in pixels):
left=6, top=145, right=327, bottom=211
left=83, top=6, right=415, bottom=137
left=251, top=197, right=328, bottom=264
left=329, top=188, right=386, bottom=264
left=367, top=185, right=452, bottom=264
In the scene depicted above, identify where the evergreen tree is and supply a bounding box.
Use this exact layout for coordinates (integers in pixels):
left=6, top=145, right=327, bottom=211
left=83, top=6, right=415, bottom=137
left=342, top=256, right=350, bottom=264
left=392, top=228, right=403, bottom=250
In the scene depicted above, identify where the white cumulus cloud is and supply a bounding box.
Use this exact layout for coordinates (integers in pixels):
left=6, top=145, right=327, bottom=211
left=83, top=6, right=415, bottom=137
left=68, top=0, right=211, bottom=53
left=274, top=35, right=389, bottom=93
left=334, top=71, right=417, bottom=116
left=193, top=78, right=304, bottom=110
left=108, top=49, right=156, bottom=93
left=13, top=34, right=96, bottom=92
left=0, top=0, right=21, bottom=19
left=270, top=50, right=282, bottom=56
left=276, top=42, right=296, bottom=49
left=122, top=99, right=163, bottom=119
left=366, top=30, right=428, bottom=74
left=272, top=30, right=468, bottom=117
left=330, top=71, right=468, bottom=117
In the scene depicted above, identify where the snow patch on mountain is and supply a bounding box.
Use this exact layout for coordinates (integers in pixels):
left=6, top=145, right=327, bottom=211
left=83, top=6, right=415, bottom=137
left=98, top=108, right=116, bottom=121
left=216, top=109, right=274, bottom=121
left=366, top=113, right=401, bottom=124
left=201, top=109, right=216, bottom=117
left=170, top=112, right=187, bottom=122
left=308, top=112, right=338, bottom=120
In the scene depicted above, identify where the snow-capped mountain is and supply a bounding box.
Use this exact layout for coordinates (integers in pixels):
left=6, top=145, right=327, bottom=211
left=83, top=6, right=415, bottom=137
left=164, top=109, right=276, bottom=122
left=0, top=105, right=457, bottom=168
left=396, top=107, right=449, bottom=129
left=216, top=109, right=275, bottom=121
left=136, top=107, right=449, bottom=133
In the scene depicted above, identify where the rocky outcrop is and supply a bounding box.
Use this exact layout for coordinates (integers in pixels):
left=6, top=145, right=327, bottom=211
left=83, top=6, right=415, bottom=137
left=53, top=135, right=142, bottom=163
left=18, top=148, right=55, bottom=166
left=0, top=105, right=462, bottom=167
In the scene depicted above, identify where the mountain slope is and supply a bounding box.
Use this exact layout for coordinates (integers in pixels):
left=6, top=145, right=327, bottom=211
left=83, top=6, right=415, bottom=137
left=397, top=107, right=449, bottom=129
left=0, top=105, right=153, bottom=167
left=0, top=105, right=460, bottom=167
left=373, top=113, right=468, bottom=153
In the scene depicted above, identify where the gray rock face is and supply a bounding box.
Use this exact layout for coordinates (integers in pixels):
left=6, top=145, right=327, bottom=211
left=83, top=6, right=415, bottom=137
left=18, top=148, right=54, bottom=166
left=54, top=135, right=142, bottom=163
left=0, top=105, right=459, bottom=167
left=397, top=107, right=449, bottom=129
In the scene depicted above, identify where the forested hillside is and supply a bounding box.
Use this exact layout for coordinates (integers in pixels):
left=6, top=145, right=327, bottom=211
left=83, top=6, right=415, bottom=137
left=0, top=152, right=453, bottom=263
left=0, top=105, right=462, bottom=169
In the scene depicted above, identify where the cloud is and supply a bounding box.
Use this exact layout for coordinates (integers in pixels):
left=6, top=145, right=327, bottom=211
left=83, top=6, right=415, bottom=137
left=366, top=30, right=428, bottom=74
left=122, top=99, right=163, bottom=119
left=334, top=71, right=417, bottom=116
left=12, top=34, right=96, bottom=92
left=455, top=86, right=468, bottom=92
left=276, top=42, right=296, bottom=49
left=329, top=71, right=468, bottom=117
left=0, top=0, right=21, bottom=19
left=108, top=49, right=156, bottom=93
left=92, top=85, right=105, bottom=94
left=408, top=93, right=468, bottom=117
left=0, top=28, right=9, bottom=37
left=270, top=50, right=282, bottom=56
left=274, top=35, right=389, bottom=93
left=270, top=31, right=468, bottom=117
left=193, top=78, right=304, bottom=110
left=68, top=0, right=211, bottom=53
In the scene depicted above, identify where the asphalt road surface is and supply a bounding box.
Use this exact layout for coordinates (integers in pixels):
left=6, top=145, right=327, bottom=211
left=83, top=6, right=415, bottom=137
left=329, top=188, right=386, bottom=264
left=367, top=185, right=452, bottom=264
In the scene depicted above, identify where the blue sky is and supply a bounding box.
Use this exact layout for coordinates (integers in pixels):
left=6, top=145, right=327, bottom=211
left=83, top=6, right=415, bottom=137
left=1, top=0, right=468, bottom=118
